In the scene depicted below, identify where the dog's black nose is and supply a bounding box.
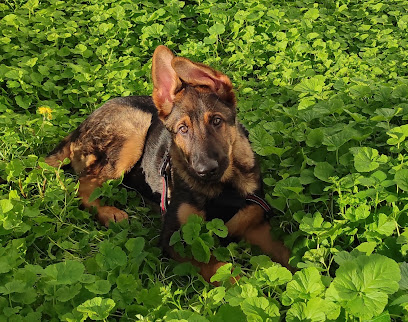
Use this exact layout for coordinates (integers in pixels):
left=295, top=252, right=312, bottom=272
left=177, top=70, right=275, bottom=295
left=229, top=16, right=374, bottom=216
left=195, top=159, right=219, bottom=177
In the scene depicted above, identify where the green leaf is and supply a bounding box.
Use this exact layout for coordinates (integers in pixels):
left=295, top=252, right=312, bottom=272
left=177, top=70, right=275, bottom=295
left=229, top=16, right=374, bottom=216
left=0, top=280, right=26, bottom=294
left=55, top=283, right=82, bottom=302
left=344, top=203, right=371, bottom=222
left=182, top=221, right=201, bottom=245
left=323, top=128, right=356, bottom=151
left=240, top=297, right=280, bottom=321
left=44, top=260, right=85, bottom=285
left=213, top=247, right=230, bottom=261
left=208, top=23, right=225, bottom=35
left=116, top=274, right=139, bottom=292
left=125, top=237, right=145, bottom=257
left=298, top=97, right=315, bottom=110
left=166, top=310, right=209, bottom=322
left=350, top=147, right=387, bottom=172
left=210, top=263, right=233, bottom=283
left=368, top=213, right=396, bottom=237
left=208, top=287, right=225, bottom=303
left=225, top=284, right=258, bottom=307
left=314, top=162, right=335, bottom=182
left=77, top=297, right=115, bottom=320
left=299, top=212, right=331, bottom=235
left=386, top=125, right=408, bottom=145
left=22, top=0, right=39, bottom=11
left=15, top=95, right=32, bottom=109
left=212, top=304, right=246, bottom=322
left=355, top=242, right=377, bottom=255
left=191, top=238, right=211, bottom=263
left=169, top=230, right=181, bottom=246
left=136, top=285, right=163, bottom=308
left=85, top=280, right=111, bottom=295
left=250, top=255, right=275, bottom=269
left=294, top=76, right=325, bottom=94
left=286, top=298, right=340, bottom=321
left=306, top=128, right=324, bottom=147
left=349, top=84, right=372, bottom=99
left=399, top=262, right=408, bottom=291
left=173, top=262, right=198, bottom=277
left=304, top=8, right=319, bottom=20
left=326, top=254, right=401, bottom=319
left=274, top=177, right=303, bottom=198
left=0, top=199, right=13, bottom=214
left=395, top=169, right=408, bottom=191
left=206, top=219, right=227, bottom=238
left=249, top=126, right=275, bottom=156
left=256, top=265, right=293, bottom=286
left=282, top=267, right=326, bottom=305
left=96, top=241, right=127, bottom=270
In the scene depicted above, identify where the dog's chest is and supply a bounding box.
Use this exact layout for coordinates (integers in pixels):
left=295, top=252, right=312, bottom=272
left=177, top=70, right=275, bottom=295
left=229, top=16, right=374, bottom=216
left=204, top=186, right=247, bottom=222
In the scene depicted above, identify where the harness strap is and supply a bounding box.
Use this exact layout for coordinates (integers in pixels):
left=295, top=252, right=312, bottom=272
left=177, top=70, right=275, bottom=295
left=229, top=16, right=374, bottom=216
left=159, top=153, right=171, bottom=216
left=245, top=194, right=272, bottom=213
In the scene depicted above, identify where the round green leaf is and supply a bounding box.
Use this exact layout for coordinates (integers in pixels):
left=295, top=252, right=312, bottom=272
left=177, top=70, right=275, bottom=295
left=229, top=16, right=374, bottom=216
left=326, top=254, right=401, bottom=319
left=44, top=260, right=85, bottom=285
left=85, top=280, right=111, bottom=295
left=314, top=162, right=335, bottom=182
left=77, top=297, right=115, bottom=320
left=282, top=267, right=325, bottom=306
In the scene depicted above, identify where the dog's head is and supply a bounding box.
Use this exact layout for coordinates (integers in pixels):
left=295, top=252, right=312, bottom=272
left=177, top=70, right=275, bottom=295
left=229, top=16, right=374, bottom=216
left=152, top=45, right=237, bottom=182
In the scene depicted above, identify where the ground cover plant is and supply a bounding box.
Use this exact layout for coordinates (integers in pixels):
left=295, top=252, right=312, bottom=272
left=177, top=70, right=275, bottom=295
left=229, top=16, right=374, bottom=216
left=0, top=0, right=407, bottom=320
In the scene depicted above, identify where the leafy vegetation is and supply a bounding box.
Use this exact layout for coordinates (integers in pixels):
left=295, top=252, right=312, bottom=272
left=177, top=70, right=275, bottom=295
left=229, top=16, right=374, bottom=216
left=1, top=0, right=407, bottom=320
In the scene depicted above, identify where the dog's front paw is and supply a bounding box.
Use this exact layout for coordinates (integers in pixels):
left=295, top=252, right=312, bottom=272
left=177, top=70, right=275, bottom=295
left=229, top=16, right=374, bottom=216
left=98, top=206, right=128, bottom=227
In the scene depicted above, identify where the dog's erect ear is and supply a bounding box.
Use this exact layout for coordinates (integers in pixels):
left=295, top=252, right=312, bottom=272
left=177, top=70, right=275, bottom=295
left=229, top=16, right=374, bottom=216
left=152, top=45, right=182, bottom=118
left=172, top=57, right=235, bottom=106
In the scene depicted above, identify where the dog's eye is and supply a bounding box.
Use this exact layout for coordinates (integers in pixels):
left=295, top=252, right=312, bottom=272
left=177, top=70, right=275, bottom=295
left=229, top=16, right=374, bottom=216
left=178, top=125, right=188, bottom=134
left=212, top=116, right=222, bottom=127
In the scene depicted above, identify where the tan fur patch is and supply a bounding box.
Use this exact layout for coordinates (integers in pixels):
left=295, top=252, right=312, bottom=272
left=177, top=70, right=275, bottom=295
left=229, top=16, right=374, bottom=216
left=221, top=126, right=258, bottom=195
left=78, top=176, right=103, bottom=208
left=85, top=154, right=97, bottom=167
left=177, top=203, right=206, bottom=225
left=45, top=133, right=73, bottom=167
left=233, top=132, right=255, bottom=169
left=109, top=109, right=152, bottom=177
left=45, top=155, right=63, bottom=168
left=71, top=143, right=88, bottom=175
left=225, top=204, right=264, bottom=237
left=244, top=222, right=291, bottom=269
left=78, top=176, right=128, bottom=226
left=97, top=206, right=128, bottom=227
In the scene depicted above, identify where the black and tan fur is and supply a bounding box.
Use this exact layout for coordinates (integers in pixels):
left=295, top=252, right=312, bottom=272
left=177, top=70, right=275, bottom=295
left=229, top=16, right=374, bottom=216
left=46, top=46, right=291, bottom=281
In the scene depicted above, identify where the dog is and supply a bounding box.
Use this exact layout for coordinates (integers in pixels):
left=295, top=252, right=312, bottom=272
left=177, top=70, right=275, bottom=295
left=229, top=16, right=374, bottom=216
left=46, top=45, right=291, bottom=282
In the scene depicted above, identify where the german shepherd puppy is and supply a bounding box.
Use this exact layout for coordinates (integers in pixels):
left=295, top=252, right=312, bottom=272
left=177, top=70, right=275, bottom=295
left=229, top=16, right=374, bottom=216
left=46, top=46, right=291, bottom=281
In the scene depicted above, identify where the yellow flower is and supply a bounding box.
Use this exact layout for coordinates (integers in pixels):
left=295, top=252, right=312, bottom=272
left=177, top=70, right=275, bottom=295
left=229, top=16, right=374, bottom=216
left=38, top=106, right=53, bottom=120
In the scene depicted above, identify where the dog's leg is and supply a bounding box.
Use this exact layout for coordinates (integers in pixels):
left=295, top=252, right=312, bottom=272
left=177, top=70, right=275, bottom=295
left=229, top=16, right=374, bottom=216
left=243, top=221, right=291, bottom=270
left=78, top=176, right=128, bottom=227
left=226, top=204, right=292, bottom=270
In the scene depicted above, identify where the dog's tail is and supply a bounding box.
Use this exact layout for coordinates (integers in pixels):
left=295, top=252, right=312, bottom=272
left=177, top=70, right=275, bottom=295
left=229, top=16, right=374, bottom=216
left=45, top=132, right=74, bottom=167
